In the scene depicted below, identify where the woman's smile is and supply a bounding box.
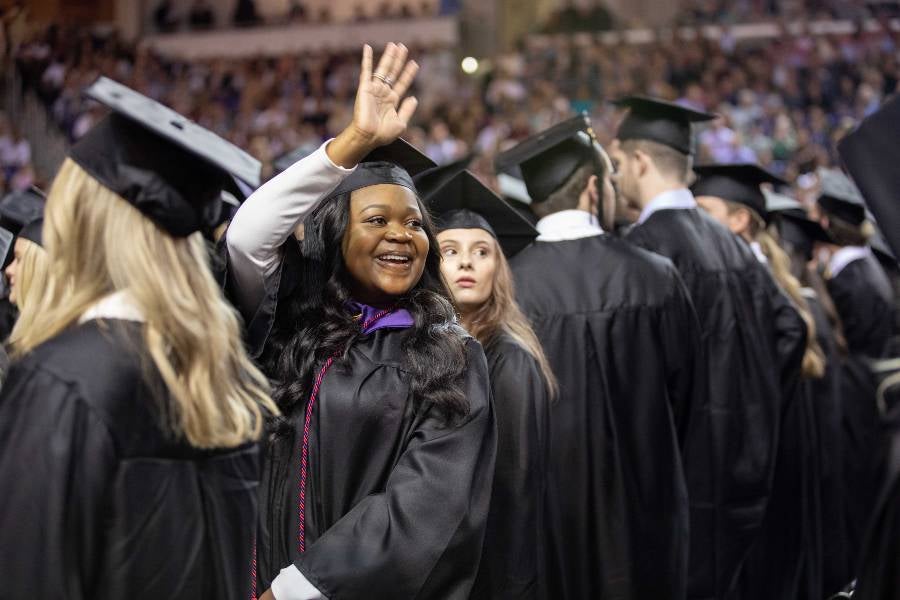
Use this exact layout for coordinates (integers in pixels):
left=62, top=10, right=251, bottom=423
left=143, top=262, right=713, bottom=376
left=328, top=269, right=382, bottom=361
left=374, top=249, right=414, bottom=272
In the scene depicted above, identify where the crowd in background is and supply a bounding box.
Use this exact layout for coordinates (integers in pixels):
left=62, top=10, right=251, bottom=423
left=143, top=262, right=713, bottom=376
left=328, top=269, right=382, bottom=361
left=8, top=12, right=900, bottom=197
left=152, top=0, right=449, bottom=32
left=675, top=0, right=900, bottom=26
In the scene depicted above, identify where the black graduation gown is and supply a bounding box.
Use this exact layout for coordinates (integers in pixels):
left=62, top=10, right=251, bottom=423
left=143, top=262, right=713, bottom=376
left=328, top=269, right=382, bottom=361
left=256, top=327, right=497, bottom=599
left=738, top=332, right=823, bottom=600
left=738, top=285, right=832, bottom=600
left=827, top=253, right=895, bottom=561
left=828, top=253, right=895, bottom=358
left=853, top=383, right=900, bottom=600
left=511, top=234, right=700, bottom=600
left=626, top=208, right=807, bottom=600
left=0, top=319, right=260, bottom=600
left=470, top=333, right=551, bottom=600
left=0, top=297, right=17, bottom=341
left=806, top=293, right=852, bottom=595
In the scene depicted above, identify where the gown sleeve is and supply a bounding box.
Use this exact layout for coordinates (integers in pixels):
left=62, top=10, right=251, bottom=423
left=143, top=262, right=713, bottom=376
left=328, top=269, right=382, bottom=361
left=476, top=341, right=550, bottom=598
left=225, top=141, right=355, bottom=322
left=284, top=340, right=498, bottom=599
left=0, top=362, right=118, bottom=599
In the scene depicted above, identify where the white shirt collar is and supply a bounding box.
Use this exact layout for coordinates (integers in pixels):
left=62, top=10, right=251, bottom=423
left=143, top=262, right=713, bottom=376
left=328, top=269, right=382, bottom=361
left=79, top=290, right=144, bottom=324
left=750, top=241, right=768, bottom=264
left=535, top=209, right=604, bottom=242
left=637, top=188, right=697, bottom=225
left=829, top=245, right=871, bottom=278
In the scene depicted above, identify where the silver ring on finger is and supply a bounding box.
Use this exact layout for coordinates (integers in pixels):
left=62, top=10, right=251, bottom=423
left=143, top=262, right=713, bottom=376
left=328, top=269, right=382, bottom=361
left=373, top=72, right=394, bottom=87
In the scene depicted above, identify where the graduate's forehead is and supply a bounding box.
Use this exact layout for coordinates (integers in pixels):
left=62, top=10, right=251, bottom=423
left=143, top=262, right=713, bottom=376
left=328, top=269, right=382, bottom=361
left=349, top=184, right=421, bottom=214
left=437, top=227, right=495, bottom=245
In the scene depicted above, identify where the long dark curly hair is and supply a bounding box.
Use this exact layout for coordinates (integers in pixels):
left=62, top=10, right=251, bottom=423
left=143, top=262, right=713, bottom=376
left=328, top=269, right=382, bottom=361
left=262, top=188, right=470, bottom=423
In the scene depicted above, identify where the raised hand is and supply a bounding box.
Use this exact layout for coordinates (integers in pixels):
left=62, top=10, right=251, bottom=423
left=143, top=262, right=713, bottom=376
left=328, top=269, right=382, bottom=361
left=353, top=43, right=419, bottom=145
left=327, top=43, right=420, bottom=168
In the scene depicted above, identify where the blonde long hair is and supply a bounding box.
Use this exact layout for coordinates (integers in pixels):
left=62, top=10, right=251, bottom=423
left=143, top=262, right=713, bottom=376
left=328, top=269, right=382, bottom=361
left=736, top=204, right=826, bottom=379
left=462, top=237, right=558, bottom=398
left=7, top=238, right=51, bottom=351
left=15, top=159, right=277, bottom=448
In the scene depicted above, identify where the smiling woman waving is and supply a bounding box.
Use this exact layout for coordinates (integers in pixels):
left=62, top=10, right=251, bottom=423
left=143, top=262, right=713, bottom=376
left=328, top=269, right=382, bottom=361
left=225, top=43, right=497, bottom=600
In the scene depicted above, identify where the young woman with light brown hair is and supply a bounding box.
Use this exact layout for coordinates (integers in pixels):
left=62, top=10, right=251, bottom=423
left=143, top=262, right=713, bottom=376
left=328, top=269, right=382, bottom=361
left=0, top=77, right=276, bottom=599
left=421, top=166, right=555, bottom=599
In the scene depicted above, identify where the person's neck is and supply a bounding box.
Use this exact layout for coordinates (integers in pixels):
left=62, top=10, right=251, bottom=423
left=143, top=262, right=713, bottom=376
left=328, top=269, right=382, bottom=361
left=637, top=180, right=688, bottom=210
left=459, top=310, right=476, bottom=333
left=348, top=284, right=397, bottom=310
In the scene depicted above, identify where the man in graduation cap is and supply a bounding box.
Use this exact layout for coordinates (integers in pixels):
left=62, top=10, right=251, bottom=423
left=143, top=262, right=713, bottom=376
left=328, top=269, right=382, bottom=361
left=498, top=113, right=705, bottom=600
left=836, top=93, right=900, bottom=600
left=610, top=97, right=808, bottom=600
left=693, top=164, right=830, bottom=600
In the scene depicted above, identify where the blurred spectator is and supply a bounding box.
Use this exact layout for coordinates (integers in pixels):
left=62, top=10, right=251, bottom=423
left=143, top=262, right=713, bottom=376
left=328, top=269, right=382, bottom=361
left=234, top=0, right=260, bottom=27
left=188, top=0, right=215, bottom=30
left=153, top=0, right=179, bottom=33
left=8, top=163, right=34, bottom=192
left=1, top=1, right=28, bottom=61
left=288, top=1, right=309, bottom=22
left=438, top=0, right=463, bottom=16
left=545, top=3, right=614, bottom=33
left=424, top=120, right=466, bottom=164
left=0, top=125, right=30, bottom=182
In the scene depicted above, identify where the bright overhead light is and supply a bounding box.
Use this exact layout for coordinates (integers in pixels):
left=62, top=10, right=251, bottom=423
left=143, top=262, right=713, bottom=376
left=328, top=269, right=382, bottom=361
left=461, top=56, right=479, bottom=74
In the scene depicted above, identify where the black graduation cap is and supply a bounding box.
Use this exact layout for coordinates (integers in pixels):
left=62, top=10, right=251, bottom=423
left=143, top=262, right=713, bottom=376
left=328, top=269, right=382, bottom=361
left=613, top=96, right=716, bottom=156
left=837, top=95, right=900, bottom=258
left=775, top=208, right=832, bottom=261
left=494, top=114, right=607, bottom=205
left=0, top=187, right=45, bottom=234
left=691, top=163, right=786, bottom=221
left=816, top=167, right=867, bottom=226
left=19, top=217, right=43, bottom=248
left=420, top=169, right=538, bottom=257
left=68, top=76, right=262, bottom=237
left=412, top=154, right=472, bottom=197
left=328, top=138, right=436, bottom=200
left=272, top=143, right=319, bottom=176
